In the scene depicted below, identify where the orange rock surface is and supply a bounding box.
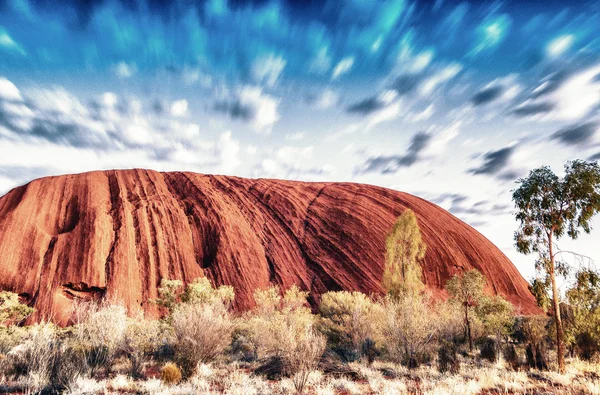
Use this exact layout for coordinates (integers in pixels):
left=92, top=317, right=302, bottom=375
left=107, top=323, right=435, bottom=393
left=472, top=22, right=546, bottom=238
left=0, top=169, right=539, bottom=324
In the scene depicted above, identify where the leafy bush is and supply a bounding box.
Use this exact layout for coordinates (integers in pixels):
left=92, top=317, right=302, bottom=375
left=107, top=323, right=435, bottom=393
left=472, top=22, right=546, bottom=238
left=160, top=362, right=182, bottom=385
left=0, top=291, right=34, bottom=327
left=318, top=291, right=384, bottom=361
left=245, top=285, right=314, bottom=360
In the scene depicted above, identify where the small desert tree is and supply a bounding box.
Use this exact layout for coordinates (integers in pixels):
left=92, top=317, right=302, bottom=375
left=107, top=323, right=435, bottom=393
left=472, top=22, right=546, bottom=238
left=384, top=209, right=427, bottom=300
left=512, top=160, right=600, bottom=373
left=0, top=291, right=34, bottom=327
left=384, top=291, right=438, bottom=368
left=446, top=269, right=486, bottom=351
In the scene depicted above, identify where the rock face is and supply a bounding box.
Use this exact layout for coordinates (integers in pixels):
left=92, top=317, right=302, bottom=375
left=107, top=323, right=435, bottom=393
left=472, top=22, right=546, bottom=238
left=0, top=170, right=539, bottom=324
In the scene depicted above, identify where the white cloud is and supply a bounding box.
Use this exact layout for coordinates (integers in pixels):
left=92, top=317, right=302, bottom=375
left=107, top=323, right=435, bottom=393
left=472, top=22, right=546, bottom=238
left=276, top=146, right=313, bottom=165
left=218, top=131, right=241, bottom=173
left=0, top=28, right=25, bottom=55
left=0, top=77, right=23, bottom=101
left=170, top=99, right=189, bottom=117
left=114, top=62, right=137, bottom=79
left=310, top=89, right=339, bottom=110
left=239, top=86, right=280, bottom=132
left=309, top=47, right=332, bottom=75
left=407, top=104, right=435, bottom=122
left=27, top=87, right=89, bottom=116
left=419, top=63, right=462, bottom=96
left=546, top=34, right=575, bottom=58
left=331, top=56, right=355, bottom=80
left=550, top=64, right=600, bottom=120
left=422, top=121, right=461, bottom=157
left=252, top=54, right=286, bottom=87
left=285, top=132, right=306, bottom=141
left=182, top=67, right=212, bottom=88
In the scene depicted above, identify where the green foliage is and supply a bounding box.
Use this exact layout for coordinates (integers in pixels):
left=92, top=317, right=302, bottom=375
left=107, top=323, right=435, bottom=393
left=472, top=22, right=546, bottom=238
left=476, top=295, right=514, bottom=339
left=181, top=277, right=235, bottom=307
left=317, top=291, right=384, bottom=358
left=155, top=277, right=235, bottom=318
left=529, top=277, right=551, bottom=310
left=384, top=209, right=427, bottom=300
left=446, top=269, right=486, bottom=351
left=0, top=291, right=34, bottom=327
left=446, top=269, right=486, bottom=305
left=513, top=160, right=600, bottom=372
left=154, top=279, right=183, bottom=315
left=244, top=285, right=315, bottom=362
left=565, top=268, right=600, bottom=359
left=513, top=160, right=600, bottom=257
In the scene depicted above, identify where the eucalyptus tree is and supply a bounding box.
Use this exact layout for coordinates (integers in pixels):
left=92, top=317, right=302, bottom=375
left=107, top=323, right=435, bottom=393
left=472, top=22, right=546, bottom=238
left=512, top=160, right=600, bottom=373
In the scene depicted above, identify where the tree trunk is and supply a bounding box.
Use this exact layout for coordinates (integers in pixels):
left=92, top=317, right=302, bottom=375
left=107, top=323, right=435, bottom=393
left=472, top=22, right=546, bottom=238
left=465, top=303, right=473, bottom=351
left=548, top=234, right=566, bottom=373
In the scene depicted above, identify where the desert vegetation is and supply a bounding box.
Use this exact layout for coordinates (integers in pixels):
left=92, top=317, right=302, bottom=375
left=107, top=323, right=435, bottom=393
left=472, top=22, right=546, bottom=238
left=3, top=272, right=600, bottom=394
left=1, top=161, right=600, bottom=394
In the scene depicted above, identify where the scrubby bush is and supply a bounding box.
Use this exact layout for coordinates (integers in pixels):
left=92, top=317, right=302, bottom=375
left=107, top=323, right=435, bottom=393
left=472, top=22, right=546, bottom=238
left=438, top=341, right=460, bottom=374
left=479, top=337, right=497, bottom=362
left=287, top=328, right=327, bottom=394
left=246, top=285, right=314, bottom=360
left=6, top=323, right=57, bottom=391
left=169, top=278, right=235, bottom=377
left=318, top=291, right=384, bottom=361
left=5, top=322, right=84, bottom=392
left=122, top=316, right=164, bottom=378
left=71, top=300, right=128, bottom=376
left=160, top=362, right=182, bottom=385
left=515, top=316, right=550, bottom=370
left=172, top=299, right=233, bottom=377
left=383, top=292, right=438, bottom=368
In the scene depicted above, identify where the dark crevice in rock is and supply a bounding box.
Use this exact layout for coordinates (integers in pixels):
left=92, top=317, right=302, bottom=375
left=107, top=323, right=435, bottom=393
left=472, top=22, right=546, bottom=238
left=61, top=282, right=106, bottom=301
left=105, top=171, right=124, bottom=290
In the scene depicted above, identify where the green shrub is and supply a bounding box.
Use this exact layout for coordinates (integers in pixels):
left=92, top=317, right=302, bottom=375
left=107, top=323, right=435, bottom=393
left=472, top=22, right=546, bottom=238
left=317, top=291, right=384, bottom=360
left=0, top=291, right=34, bottom=327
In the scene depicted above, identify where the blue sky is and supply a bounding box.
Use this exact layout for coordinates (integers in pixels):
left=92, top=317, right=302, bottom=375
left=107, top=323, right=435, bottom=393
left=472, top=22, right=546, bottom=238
left=1, top=0, right=600, bottom=282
